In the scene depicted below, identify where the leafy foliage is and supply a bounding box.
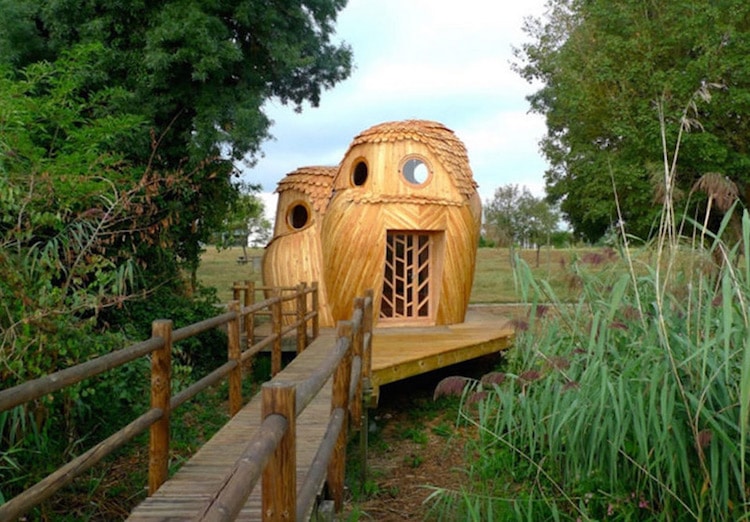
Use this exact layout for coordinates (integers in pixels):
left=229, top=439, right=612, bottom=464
left=514, top=0, right=750, bottom=242
left=483, top=184, right=561, bottom=248
left=0, top=0, right=352, bottom=279
left=1, top=1, right=352, bottom=514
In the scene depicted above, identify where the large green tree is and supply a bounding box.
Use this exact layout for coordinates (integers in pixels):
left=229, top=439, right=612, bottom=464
left=514, top=0, right=750, bottom=242
left=0, top=0, right=352, bottom=277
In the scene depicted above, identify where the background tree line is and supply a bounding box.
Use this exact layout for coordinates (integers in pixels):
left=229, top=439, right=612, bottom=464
left=514, top=0, right=750, bottom=242
left=483, top=184, right=565, bottom=250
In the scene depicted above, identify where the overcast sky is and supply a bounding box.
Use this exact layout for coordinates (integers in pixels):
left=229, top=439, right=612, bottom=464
left=241, top=0, right=549, bottom=218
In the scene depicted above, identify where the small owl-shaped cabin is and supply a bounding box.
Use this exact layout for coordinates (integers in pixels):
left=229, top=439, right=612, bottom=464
left=321, top=119, right=481, bottom=326
left=262, top=166, right=336, bottom=327
left=263, top=119, right=481, bottom=328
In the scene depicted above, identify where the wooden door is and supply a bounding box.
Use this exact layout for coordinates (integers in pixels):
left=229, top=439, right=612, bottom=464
left=380, top=232, right=431, bottom=322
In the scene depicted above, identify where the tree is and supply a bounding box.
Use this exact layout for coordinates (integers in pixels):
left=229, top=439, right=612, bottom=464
left=214, top=182, right=271, bottom=262
left=0, top=0, right=352, bottom=281
left=513, top=0, right=750, bottom=242
left=484, top=184, right=561, bottom=264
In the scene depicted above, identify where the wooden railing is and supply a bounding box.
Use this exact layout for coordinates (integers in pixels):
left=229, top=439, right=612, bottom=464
left=196, top=290, right=374, bottom=521
left=231, top=281, right=321, bottom=375
left=0, top=282, right=348, bottom=522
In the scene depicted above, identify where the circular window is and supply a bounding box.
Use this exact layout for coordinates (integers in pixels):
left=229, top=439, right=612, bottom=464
left=352, top=160, right=368, bottom=186
left=288, top=203, right=310, bottom=230
left=401, top=157, right=430, bottom=185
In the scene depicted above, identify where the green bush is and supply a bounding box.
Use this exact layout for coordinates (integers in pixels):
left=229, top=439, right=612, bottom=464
left=105, top=284, right=227, bottom=378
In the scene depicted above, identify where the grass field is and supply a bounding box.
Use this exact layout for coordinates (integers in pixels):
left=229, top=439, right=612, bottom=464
left=197, top=245, right=618, bottom=304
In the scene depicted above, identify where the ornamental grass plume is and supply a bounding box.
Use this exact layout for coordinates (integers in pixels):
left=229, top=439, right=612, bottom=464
left=433, top=375, right=469, bottom=400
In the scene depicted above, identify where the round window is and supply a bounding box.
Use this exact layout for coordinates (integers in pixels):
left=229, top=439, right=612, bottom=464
left=401, top=157, right=430, bottom=185
left=352, top=160, right=368, bottom=186
left=288, top=203, right=309, bottom=230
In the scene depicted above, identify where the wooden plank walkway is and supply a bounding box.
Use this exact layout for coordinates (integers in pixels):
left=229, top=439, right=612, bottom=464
left=127, top=330, right=337, bottom=521
left=127, top=308, right=513, bottom=520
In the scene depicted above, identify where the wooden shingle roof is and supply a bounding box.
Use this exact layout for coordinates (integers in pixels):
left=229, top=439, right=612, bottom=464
left=345, top=120, right=478, bottom=197
left=275, top=166, right=337, bottom=213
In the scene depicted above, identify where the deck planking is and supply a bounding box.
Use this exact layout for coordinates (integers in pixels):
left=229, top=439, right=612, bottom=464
left=127, top=331, right=337, bottom=522
left=369, top=308, right=514, bottom=403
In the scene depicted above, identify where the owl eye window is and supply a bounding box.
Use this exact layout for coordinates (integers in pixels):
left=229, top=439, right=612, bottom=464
left=287, top=202, right=310, bottom=230
left=400, top=157, right=431, bottom=186
left=352, top=160, right=368, bottom=186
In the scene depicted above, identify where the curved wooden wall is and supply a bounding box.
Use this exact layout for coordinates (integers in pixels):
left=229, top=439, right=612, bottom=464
left=263, top=120, right=481, bottom=328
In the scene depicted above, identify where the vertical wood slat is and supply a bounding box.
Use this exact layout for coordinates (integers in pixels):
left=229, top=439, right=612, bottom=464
left=271, top=289, right=282, bottom=376
left=228, top=300, right=242, bottom=417
left=327, top=321, right=353, bottom=511
left=148, top=319, right=172, bottom=495
left=262, top=381, right=296, bottom=521
left=296, top=282, right=307, bottom=353
left=311, top=282, right=320, bottom=339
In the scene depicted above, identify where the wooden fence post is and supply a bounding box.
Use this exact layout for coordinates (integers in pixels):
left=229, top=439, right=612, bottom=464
left=350, top=297, right=365, bottom=430
left=262, top=381, right=296, bottom=521
left=245, top=279, right=255, bottom=350
left=327, top=321, right=353, bottom=511
left=232, top=280, right=242, bottom=302
left=271, top=288, right=282, bottom=376
left=360, top=290, right=374, bottom=491
left=311, top=282, right=320, bottom=340
left=296, top=283, right=307, bottom=354
left=228, top=300, right=242, bottom=416
left=149, top=319, right=172, bottom=495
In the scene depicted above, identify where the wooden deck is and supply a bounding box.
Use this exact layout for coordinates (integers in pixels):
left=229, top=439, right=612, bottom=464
left=370, top=307, right=514, bottom=404
left=127, top=331, right=337, bottom=521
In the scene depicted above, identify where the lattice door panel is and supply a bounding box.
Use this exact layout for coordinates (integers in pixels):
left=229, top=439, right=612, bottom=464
left=380, top=233, right=430, bottom=320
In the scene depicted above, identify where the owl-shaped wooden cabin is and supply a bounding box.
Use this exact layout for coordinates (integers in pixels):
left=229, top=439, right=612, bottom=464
left=261, top=166, right=336, bottom=326
left=321, top=120, right=482, bottom=326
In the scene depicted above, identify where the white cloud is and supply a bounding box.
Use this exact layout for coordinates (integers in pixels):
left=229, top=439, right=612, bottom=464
left=243, top=0, right=550, bottom=207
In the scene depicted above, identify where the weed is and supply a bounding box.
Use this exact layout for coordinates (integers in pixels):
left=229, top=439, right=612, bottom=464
left=431, top=422, right=453, bottom=438
left=405, top=453, right=424, bottom=468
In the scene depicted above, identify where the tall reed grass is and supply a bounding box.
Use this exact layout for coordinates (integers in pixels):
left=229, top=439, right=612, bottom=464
left=426, top=86, right=749, bottom=521
left=427, top=210, right=750, bottom=520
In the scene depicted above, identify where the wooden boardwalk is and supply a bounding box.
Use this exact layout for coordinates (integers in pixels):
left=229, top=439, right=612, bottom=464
left=127, top=308, right=513, bottom=520
left=127, top=331, right=337, bottom=521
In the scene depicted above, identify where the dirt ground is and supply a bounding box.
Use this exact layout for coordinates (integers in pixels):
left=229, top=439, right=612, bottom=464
left=340, top=355, right=503, bottom=521
left=339, top=304, right=525, bottom=521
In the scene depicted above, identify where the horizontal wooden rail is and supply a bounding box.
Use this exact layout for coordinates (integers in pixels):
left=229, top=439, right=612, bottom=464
left=0, top=408, right=163, bottom=522
left=194, top=413, right=289, bottom=522
left=0, top=282, right=321, bottom=522
left=196, top=290, right=374, bottom=521
left=173, top=311, right=236, bottom=342
left=171, top=359, right=238, bottom=410
left=296, top=407, right=345, bottom=520
left=0, top=336, right=164, bottom=412
left=294, top=336, right=350, bottom=415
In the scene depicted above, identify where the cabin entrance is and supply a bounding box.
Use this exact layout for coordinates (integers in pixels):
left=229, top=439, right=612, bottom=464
left=380, top=232, right=433, bottom=323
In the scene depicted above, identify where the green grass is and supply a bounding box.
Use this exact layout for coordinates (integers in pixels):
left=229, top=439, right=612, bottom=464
left=196, top=246, right=265, bottom=302
left=197, top=245, right=626, bottom=304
